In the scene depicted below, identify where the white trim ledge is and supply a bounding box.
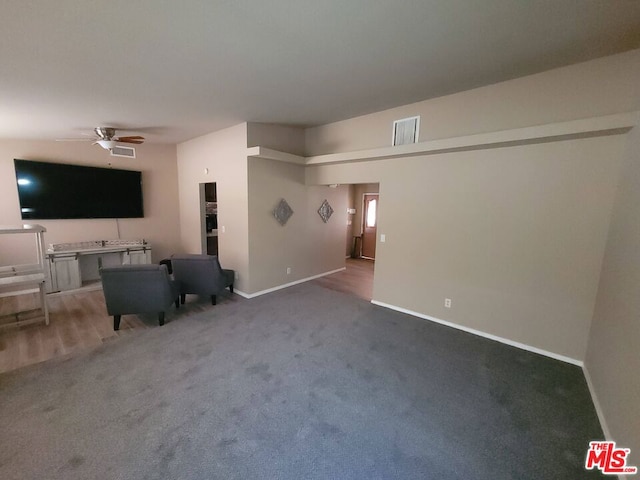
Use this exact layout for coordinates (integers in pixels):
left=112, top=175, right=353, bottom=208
left=247, top=146, right=306, bottom=165
left=370, top=299, right=583, bottom=366
left=306, top=112, right=635, bottom=165
left=234, top=267, right=346, bottom=299
left=248, top=112, right=636, bottom=167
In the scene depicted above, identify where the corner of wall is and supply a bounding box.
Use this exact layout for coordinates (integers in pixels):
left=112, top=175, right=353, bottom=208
left=583, top=115, right=640, bottom=467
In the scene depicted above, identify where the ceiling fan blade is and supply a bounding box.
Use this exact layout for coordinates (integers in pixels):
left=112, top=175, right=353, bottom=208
left=55, top=138, right=95, bottom=142
left=116, top=137, right=144, bottom=144
left=117, top=135, right=144, bottom=140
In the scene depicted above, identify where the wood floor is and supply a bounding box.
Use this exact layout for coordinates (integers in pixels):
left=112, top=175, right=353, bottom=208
left=312, top=257, right=374, bottom=300
left=0, top=258, right=374, bottom=375
left=0, top=288, right=222, bottom=374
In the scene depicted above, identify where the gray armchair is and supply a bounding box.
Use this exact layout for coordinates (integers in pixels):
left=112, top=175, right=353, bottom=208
left=170, top=254, right=234, bottom=305
left=100, top=264, right=180, bottom=330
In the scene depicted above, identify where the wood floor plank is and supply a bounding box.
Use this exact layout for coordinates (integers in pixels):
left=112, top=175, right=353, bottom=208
left=22, top=326, right=42, bottom=365
left=0, top=294, right=17, bottom=316
left=0, top=329, right=19, bottom=372
left=63, top=294, right=102, bottom=351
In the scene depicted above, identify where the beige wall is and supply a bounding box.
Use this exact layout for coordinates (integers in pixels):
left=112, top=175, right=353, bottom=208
left=176, top=123, right=250, bottom=291
left=306, top=136, right=625, bottom=361
left=178, top=121, right=346, bottom=295
left=305, top=49, right=640, bottom=155
left=247, top=157, right=347, bottom=294
left=302, top=50, right=640, bottom=456
left=247, top=123, right=306, bottom=156
left=0, top=140, right=180, bottom=265
left=586, top=118, right=640, bottom=464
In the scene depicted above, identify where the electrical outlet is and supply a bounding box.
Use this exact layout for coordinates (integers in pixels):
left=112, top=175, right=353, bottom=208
left=380, top=234, right=386, bottom=243
left=286, top=267, right=291, bottom=275
left=221, top=226, right=226, bottom=233
left=444, top=298, right=452, bottom=308
left=234, top=272, right=239, bottom=280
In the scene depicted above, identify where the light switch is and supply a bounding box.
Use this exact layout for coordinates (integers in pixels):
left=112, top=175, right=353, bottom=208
left=380, top=234, right=386, bottom=243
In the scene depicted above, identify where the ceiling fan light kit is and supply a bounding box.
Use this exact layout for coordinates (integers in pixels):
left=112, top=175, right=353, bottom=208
left=95, top=139, right=118, bottom=150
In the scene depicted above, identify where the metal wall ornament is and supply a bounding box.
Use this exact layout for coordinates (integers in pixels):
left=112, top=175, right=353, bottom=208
left=273, top=198, right=294, bottom=226
left=317, top=199, right=334, bottom=223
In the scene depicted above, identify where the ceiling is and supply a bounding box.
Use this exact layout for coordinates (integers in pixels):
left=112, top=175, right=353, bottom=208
left=1, top=0, right=639, bottom=144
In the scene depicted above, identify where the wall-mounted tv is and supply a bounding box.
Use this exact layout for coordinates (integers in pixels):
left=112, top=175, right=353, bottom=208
left=14, top=159, right=144, bottom=219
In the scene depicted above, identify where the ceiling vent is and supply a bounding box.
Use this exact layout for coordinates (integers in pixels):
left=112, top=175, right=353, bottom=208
left=110, top=145, right=136, bottom=158
left=392, top=116, right=420, bottom=146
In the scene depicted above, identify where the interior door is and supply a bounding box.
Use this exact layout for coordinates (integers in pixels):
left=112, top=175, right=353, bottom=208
left=361, top=194, right=379, bottom=259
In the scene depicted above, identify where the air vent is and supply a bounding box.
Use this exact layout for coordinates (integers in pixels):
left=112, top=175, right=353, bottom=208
left=110, top=146, right=136, bottom=158
left=392, top=116, right=420, bottom=146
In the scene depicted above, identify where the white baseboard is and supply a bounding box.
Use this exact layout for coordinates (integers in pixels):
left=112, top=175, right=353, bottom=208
left=580, top=367, right=622, bottom=479
left=234, top=267, right=346, bottom=299
left=582, top=365, right=612, bottom=440
left=370, top=299, right=583, bottom=366
left=582, top=367, right=624, bottom=480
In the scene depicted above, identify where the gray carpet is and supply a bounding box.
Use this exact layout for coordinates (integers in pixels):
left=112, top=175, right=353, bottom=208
left=0, top=283, right=604, bottom=479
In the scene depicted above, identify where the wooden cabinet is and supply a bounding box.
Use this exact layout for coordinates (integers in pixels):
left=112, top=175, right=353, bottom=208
left=46, top=241, right=152, bottom=292
left=122, top=248, right=152, bottom=265
left=49, top=254, right=82, bottom=291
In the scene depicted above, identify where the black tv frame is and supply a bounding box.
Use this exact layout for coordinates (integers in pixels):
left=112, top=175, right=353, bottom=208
left=14, top=159, right=144, bottom=220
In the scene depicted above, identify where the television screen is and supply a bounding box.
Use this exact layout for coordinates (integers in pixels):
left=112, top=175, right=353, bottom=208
left=14, top=159, right=144, bottom=219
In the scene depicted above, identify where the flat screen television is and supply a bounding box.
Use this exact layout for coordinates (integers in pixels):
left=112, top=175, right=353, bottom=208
left=14, top=159, right=144, bottom=219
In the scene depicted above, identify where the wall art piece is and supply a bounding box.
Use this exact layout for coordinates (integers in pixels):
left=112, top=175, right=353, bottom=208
left=317, top=199, right=334, bottom=223
left=273, top=198, right=294, bottom=226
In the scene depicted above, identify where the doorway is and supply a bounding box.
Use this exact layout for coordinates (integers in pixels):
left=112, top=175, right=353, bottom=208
left=314, top=183, right=379, bottom=301
left=361, top=193, right=379, bottom=259
left=200, top=182, right=218, bottom=255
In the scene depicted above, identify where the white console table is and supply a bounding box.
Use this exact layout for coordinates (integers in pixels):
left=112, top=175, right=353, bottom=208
left=46, top=240, right=152, bottom=293
left=0, top=225, right=50, bottom=328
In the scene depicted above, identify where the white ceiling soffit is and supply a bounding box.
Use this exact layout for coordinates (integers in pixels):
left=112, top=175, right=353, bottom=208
left=0, top=0, right=639, bottom=144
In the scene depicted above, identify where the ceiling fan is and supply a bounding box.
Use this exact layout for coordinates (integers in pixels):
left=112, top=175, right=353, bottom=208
left=56, top=127, right=145, bottom=150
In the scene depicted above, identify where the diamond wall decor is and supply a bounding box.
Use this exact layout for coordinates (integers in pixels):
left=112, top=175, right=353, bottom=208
left=317, top=199, right=334, bottom=223
left=273, top=198, right=294, bottom=226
